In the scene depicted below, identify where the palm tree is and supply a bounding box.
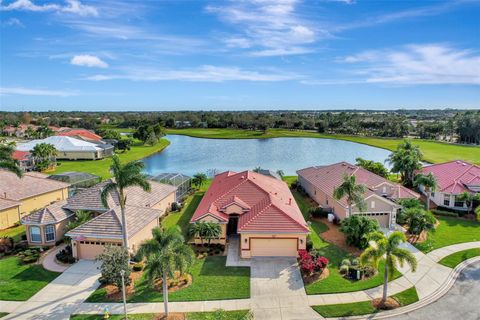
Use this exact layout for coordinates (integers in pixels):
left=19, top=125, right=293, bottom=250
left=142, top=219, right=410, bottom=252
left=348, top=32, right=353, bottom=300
left=403, top=207, right=436, bottom=242
left=387, top=139, right=423, bottom=187
left=188, top=221, right=206, bottom=244
left=137, top=227, right=194, bottom=317
left=101, top=155, right=151, bottom=249
left=192, top=172, right=207, bottom=189
left=334, top=174, right=366, bottom=217
left=276, top=170, right=285, bottom=179
left=0, top=139, right=22, bottom=177
left=413, top=173, right=437, bottom=211
left=457, top=192, right=480, bottom=215
left=32, top=143, right=57, bottom=171
left=203, top=222, right=222, bottom=245
left=360, top=231, right=417, bottom=305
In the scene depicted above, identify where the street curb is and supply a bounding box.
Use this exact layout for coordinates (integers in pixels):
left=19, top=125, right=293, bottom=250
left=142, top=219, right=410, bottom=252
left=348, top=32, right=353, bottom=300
left=325, top=256, right=480, bottom=320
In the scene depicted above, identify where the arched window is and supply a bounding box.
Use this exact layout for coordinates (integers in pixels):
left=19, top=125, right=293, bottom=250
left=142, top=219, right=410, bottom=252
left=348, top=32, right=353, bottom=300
left=45, top=225, right=55, bottom=242
left=30, top=226, right=41, bottom=243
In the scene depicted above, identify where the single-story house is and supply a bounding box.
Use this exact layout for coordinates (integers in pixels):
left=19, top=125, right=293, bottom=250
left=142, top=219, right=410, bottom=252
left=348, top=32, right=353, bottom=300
left=417, top=160, right=480, bottom=211
left=16, top=136, right=114, bottom=160
left=56, top=128, right=103, bottom=142
left=38, top=179, right=178, bottom=259
left=0, top=171, right=70, bottom=229
left=190, top=171, right=309, bottom=258
left=297, top=162, right=420, bottom=228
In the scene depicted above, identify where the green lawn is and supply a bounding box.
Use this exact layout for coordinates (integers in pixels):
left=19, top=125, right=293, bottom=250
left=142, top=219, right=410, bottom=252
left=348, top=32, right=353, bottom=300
left=166, top=128, right=480, bottom=165
left=312, top=287, right=419, bottom=318
left=0, top=256, right=61, bottom=301
left=439, top=248, right=480, bottom=268
left=51, top=139, right=170, bottom=179
left=291, top=189, right=401, bottom=294
left=70, top=310, right=250, bottom=320
left=415, top=216, right=480, bottom=253
left=0, top=225, right=25, bottom=242
left=86, top=256, right=250, bottom=303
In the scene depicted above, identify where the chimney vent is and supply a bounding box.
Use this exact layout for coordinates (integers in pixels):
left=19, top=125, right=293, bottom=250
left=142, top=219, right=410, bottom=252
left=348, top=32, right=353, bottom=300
left=288, top=198, right=292, bottom=205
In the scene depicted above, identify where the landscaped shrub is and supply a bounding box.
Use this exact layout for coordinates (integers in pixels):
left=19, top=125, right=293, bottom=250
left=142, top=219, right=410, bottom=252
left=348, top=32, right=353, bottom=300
left=404, top=208, right=436, bottom=236
left=56, top=245, right=75, bottom=264
left=298, top=249, right=329, bottom=275
left=96, top=245, right=131, bottom=288
left=339, top=216, right=380, bottom=249
left=17, top=247, right=41, bottom=264
left=431, top=209, right=459, bottom=217
left=0, top=237, right=14, bottom=254
left=22, top=255, right=39, bottom=264
left=339, top=258, right=375, bottom=280
left=132, top=263, right=144, bottom=272
left=309, top=207, right=329, bottom=218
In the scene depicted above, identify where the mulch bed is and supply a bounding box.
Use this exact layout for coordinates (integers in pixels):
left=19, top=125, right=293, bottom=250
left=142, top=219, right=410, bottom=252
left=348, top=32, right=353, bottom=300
left=372, top=297, right=401, bottom=310
left=103, top=271, right=192, bottom=301
left=301, top=268, right=330, bottom=285
left=312, top=217, right=362, bottom=256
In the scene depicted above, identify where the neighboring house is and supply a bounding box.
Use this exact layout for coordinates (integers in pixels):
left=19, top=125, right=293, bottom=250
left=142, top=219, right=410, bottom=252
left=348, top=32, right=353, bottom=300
left=60, top=179, right=176, bottom=259
left=297, top=162, right=420, bottom=228
left=12, top=150, right=35, bottom=171
left=2, top=124, right=66, bottom=137
left=417, top=160, right=480, bottom=211
left=0, top=171, right=70, bottom=229
left=16, top=136, right=114, bottom=160
left=190, top=171, right=309, bottom=258
left=0, top=198, right=21, bottom=230
left=55, top=128, right=103, bottom=142
left=257, top=169, right=282, bottom=180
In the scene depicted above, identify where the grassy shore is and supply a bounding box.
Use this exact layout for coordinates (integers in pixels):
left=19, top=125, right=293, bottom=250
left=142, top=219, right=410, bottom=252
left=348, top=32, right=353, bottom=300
left=166, top=128, right=480, bottom=164
left=50, top=139, right=170, bottom=179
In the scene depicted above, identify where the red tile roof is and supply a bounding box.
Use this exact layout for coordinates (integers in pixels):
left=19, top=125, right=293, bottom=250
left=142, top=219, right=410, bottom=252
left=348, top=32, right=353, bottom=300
left=297, top=162, right=419, bottom=207
left=191, top=171, right=309, bottom=233
left=12, top=150, right=31, bottom=161
left=56, top=129, right=102, bottom=141
left=418, top=160, right=480, bottom=194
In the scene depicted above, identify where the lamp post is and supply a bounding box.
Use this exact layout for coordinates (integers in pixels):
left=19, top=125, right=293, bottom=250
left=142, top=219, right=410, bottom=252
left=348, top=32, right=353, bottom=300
left=120, top=269, right=127, bottom=319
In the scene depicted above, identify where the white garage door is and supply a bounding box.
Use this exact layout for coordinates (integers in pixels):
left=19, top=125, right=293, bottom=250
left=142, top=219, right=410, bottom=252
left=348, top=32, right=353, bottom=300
left=250, top=238, right=298, bottom=257
left=359, top=213, right=390, bottom=227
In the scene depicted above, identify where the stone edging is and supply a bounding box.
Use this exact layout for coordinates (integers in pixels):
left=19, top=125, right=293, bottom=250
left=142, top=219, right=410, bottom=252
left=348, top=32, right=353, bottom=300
left=325, top=256, right=480, bottom=320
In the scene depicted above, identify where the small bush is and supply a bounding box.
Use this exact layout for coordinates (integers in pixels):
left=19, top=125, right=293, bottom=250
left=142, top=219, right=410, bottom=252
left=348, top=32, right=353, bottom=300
left=306, top=236, right=313, bottom=251
left=309, top=207, right=329, bottom=218
left=22, top=255, right=39, bottom=264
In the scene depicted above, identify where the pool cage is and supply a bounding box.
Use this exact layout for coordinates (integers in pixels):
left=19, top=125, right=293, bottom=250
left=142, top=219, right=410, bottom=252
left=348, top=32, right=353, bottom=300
left=48, top=171, right=101, bottom=196
left=151, top=173, right=192, bottom=201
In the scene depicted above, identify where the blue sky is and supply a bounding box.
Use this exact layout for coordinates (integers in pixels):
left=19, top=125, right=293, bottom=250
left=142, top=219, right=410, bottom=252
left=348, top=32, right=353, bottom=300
left=0, top=0, right=479, bottom=111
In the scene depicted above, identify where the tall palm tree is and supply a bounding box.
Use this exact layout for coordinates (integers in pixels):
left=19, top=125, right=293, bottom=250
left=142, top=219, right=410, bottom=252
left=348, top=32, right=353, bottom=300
left=413, top=173, right=437, bottom=211
left=192, top=172, right=207, bottom=189
left=276, top=169, right=285, bottom=179
left=138, top=227, right=194, bottom=317
left=334, top=174, right=366, bottom=217
left=101, top=155, right=151, bottom=249
left=360, top=231, right=417, bottom=305
left=0, top=139, right=22, bottom=177
left=387, top=139, right=423, bottom=187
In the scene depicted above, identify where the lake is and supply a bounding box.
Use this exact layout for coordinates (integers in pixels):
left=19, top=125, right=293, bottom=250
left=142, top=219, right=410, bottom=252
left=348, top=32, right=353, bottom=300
left=142, top=135, right=392, bottom=177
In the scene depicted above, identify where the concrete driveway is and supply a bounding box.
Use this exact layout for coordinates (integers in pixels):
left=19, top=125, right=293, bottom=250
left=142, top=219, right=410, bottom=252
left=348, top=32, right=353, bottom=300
left=391, top=260, right=480, bottom=320
left=4, top=260, right=101, bottom=320
left=250, top=257, right=322, bottom=320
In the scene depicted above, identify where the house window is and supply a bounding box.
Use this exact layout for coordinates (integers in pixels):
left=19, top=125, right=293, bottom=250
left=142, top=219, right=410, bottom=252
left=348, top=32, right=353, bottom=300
left=454, top=196, right=465, bottom=208
left=30, top=226, right=41, bottom=243
left=382, top=186, right=387, bottom=194
left=45, top=225, right=55, bottom=242
left=443, top=194, right=450, bottom=206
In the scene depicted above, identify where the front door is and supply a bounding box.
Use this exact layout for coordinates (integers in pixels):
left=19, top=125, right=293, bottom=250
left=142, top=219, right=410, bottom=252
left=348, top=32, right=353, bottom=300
left=227, top=216, right=239, bottom=235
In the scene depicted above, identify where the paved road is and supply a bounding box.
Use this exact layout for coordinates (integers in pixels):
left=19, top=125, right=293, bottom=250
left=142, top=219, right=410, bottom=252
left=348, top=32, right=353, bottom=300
left=392, top=260, right=480, bottom=320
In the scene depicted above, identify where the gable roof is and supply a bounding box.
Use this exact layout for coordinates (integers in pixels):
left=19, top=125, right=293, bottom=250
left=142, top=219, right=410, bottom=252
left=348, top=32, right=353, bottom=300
left=191, top=171, right=309, bottom=233
left=17, top=136, right=104, bottom=153
left=21, top=200, right=74, bottom=225
left=56, top=129, right=103, bottom=141
left=0, top=170, right=69, bottom=201
left=63, top=179, right=177, bottom=212
left=297, top=162, right=419, bottom=208
left=65, top=205, right=161, bottom=240
left=418, top=160, right=480, bottom=194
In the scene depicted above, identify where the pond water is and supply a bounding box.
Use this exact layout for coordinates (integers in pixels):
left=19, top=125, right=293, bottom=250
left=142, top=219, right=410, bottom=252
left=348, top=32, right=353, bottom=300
left=142, top=135, right=392, bottom=177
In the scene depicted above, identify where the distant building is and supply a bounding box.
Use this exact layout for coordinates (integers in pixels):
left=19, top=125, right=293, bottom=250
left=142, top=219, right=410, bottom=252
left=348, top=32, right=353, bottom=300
left=56, top=128, right=103, bottom=142
left=12, top=150, right=35, bottom=171
left=175, top=120, right=192, bottom=128
left=16, top=136, right=114, bottom=160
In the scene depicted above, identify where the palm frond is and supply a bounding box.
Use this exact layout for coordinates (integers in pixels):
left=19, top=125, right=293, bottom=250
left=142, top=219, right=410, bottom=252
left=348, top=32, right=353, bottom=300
left=100, top=182, right=117, bottom=208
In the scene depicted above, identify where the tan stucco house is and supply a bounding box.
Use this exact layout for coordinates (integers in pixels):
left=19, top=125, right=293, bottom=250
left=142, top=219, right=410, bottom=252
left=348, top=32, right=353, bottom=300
left=190, top=171, right=310, bottom=258
left=62, top=179, right=176, bottom=259
left=297, top=162, right=420, bottom=228
left=0, top=171, right=70, bottom=229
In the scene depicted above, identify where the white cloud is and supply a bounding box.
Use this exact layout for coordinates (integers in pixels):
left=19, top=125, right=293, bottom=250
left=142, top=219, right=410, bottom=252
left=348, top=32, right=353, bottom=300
left=1, top=17, right=24, bottom=27
left=339, top=44, right=480, bottom=85
left=207, top=0, right=319, bottom=56
left=71, top=54, right=108, bottom=68
left=0, top=86, right=77, bottom=96
left=0, top=0, right=98, bottom=16
left=84, top=65, right=301, bottom=82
